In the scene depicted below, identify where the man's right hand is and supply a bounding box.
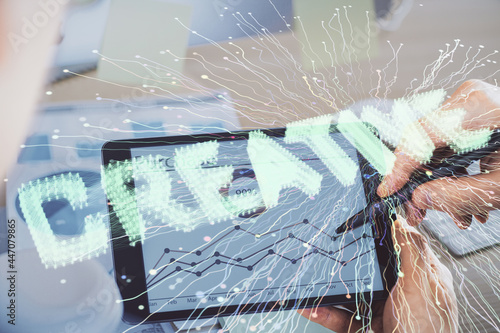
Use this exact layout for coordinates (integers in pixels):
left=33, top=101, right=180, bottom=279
left=377, top=80, right=500, bottom=228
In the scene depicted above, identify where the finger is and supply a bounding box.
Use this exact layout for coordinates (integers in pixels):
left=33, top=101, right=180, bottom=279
left=444, top=80, right=500, bottom=129
left=380, top=80, right=500, bottom=200
left=377, top=150, right=421, bottom=197
left=297, top=306, right=363, bottom=333
left=426, top=146, right=456, bottom=167
left=377, top=126, right=450, bottom=198
left=448, top=211, right=472, bottom=230
left=403, top=202, right=426, bottom=227
left=467, top=152, right=495, bottom=224
left=474, top=211, right=489, bottom=224
left=411, top=169, right=500, bottom=216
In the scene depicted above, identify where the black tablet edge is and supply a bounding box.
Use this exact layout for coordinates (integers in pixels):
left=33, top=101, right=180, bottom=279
left=102, top=126, right=398, bottom=324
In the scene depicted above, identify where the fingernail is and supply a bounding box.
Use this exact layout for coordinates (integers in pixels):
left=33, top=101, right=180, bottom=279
left=474, top=212, right=489, bottom=224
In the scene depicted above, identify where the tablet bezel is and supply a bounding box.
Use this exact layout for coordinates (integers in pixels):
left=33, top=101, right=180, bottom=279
left=102, top=127, right=398, bottom=324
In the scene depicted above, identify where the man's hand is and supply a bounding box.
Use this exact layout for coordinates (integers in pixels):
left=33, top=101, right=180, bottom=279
left=298, top=218, right=458, bottom=333
left=377, top=80, right=500, bottom=228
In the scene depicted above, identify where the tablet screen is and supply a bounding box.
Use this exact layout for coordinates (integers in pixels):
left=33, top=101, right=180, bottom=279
left=117, top=129, right=387, bottom=319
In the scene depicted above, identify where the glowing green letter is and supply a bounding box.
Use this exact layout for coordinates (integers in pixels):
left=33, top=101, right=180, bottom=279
left=18, top=173, right=107, bottom=268
left=133, top=155, right=196, bottom=231
left=102, top=160, right=144, bottom=245
left=338, top=110, right=396, bottom=175
left=175, top=142, right=264, bottom=225
left=247, top=131, right=322, bottom=208
left=424, top=108, right=492, bottom=153
left=285, top=114, right=357, bottom=186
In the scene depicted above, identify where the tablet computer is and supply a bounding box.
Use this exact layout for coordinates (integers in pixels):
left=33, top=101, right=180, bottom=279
left=102, top=126, right=397, bottom=323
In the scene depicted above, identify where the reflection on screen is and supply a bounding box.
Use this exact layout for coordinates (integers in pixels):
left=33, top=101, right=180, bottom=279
left=130, top=132, right=384, bottom=315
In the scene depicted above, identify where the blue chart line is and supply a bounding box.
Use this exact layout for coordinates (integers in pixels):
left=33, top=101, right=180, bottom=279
left=146, top=218, right=375, bottom=289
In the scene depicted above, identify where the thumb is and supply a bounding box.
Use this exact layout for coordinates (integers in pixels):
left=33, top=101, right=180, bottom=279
left=388, top=218, right=457, bottom=332
left=297, top=306, right=362, bottom=333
